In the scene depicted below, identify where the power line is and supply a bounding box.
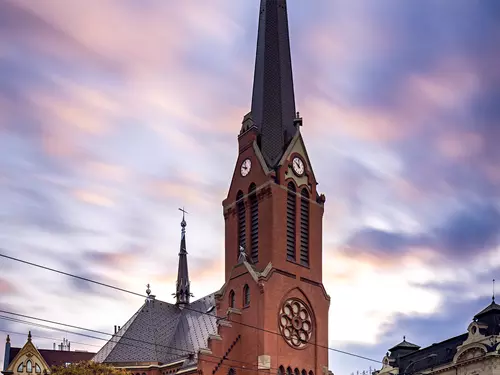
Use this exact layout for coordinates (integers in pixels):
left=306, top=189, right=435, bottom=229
left=0, top=314, right=282, bottom=374
left=0, top=328, right=102, bottom=348
left=0, top=252, right=382, bottom=364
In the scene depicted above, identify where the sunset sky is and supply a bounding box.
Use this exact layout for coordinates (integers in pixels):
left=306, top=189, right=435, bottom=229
left=1, top=1, right=499, bottom=374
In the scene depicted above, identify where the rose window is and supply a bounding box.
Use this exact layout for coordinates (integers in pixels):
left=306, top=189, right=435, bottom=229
left=278, top=298, right=313, bottom=349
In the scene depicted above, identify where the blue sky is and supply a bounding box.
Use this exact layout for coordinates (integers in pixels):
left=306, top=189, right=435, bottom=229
left=0, top=1, right=499, bottom=374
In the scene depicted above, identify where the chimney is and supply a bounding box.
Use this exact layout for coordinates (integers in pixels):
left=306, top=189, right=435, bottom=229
left=114, top=325, right=117, bottom=334
left=53, top=343, right=56, bottom=350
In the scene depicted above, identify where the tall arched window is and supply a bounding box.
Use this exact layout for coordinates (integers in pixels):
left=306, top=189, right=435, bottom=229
left=17, top=363, right=24, bottom=372
left=278, top=366, right=285, bottom=375
left=249, top=184, right=259, bottom=263
left=243, top=284, right=250, bottom=307
left=236, top=191, right=246, bottom=259
left=300, top=188, right=310, bottom=266
left=294, top=369, right=300, bottom=375
left=286, top=182, right=296, bottom=261
left=26, top=361, right=32, bottom=373
left=228, top=369, right=236, bottom=375
left=35, top=364, right=41, bottom=374
left=302, top=370, right=307, bottom=375
left=286, top=367, right=293, bottom=375
left=229, top=290, right=235, bottom=308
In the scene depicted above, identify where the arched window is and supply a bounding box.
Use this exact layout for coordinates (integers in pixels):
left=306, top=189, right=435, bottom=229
left=228, top=369, right=236, bottom=375
left=26, top=361, right=32, bottom=373
left=35, top=364, right=41, bottom=374
left=302, top=370, right=307, bottom=375
left=243, top=284, right=250, bottom=307
left=309, top=371, right=314, bottom=375
left=249, top=184, right=259, bottom=263
left=286, top=182, right=296, bottom=261
left=236, top=191, right=246, bottom=259
left=286, top=367, right=293, bottom=375
left=17, top=363, right=24, bottom=372
left=229, top=289, right=235, bottom=308
left=299, top=188, right=310, bottom=266
left=294, top=369, right=300, bottom=375
left=278, top=367, right=285, bottom=375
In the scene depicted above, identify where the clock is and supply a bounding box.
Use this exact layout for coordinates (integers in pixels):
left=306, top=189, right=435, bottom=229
left=240, top=158, right=252, bottom=177
left=292, top=157, right=305, bottom=176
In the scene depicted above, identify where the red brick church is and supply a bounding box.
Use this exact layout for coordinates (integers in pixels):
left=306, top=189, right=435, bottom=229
left=93, top=1, right=331, bottom=374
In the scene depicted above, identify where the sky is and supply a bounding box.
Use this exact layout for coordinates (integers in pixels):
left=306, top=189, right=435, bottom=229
left=0, top=0, right=499, bottom=374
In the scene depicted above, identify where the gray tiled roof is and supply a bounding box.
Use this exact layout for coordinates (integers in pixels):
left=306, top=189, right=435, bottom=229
left=93, top=294, right=217, bottom=366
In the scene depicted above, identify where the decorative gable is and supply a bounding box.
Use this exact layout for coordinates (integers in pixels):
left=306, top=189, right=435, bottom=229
left=5, top=336, right=50, bottom=375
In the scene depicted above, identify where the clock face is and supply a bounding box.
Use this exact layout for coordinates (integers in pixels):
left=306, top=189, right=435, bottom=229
left=292, top=157, right=305, bottom=176
left=240, top=158, right=252, bottom=177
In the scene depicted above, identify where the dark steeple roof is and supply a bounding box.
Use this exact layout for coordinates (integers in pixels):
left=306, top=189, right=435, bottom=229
left=251, top=0, right=298, bottom=167
left=175, top=209, right=191, bottom=305
left=389, top=336, right=420, bottom=353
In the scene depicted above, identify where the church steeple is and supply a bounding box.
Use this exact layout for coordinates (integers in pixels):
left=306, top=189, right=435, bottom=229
left=175, top=208, right=191, bottom=305
left=251, top=0, right=298, bottom=167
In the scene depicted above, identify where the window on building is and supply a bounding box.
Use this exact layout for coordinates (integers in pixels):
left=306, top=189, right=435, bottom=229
left=299, top=188, right=309, bottom=266
left=35, top=364, right=41, bottom=374
left=278, top=367, right=285, bottom=375
left=249, top=184, right=259, bottom=263
left=228, top=369, right=236, bottom=375
left=26, top=361, right=32, bottom=373
left=236, top=191, right=246, bottom=259
left=286, top=367, right=293, bottom=375
left=294, top=369, right=300, bottom=375
left=17, top=363, right=24, bottom=372
left=286, top=182, right=296, bottom=261
left=243, top=284, right=250, bottom=307
left=229, top=290, right=235, bottom=308
left=301, top=370, right=307, bottom=375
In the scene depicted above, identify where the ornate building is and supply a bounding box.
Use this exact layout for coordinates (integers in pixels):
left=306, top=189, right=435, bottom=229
left=92, top=0, right=331, bottom=374
left=2, top=333, right=95, bottom=375
left=375, top=297, right=500, bottom=375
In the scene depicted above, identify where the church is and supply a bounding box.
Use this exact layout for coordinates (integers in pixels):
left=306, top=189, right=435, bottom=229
left=93, top=1, right=331, bottom=374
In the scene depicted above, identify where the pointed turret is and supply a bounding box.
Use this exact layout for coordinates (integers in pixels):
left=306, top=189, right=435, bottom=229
left=3, top=335, right=11, bottom=372
left=175, top=208, right=191, bottom=305
left=250, top=0, right=299, bottom=167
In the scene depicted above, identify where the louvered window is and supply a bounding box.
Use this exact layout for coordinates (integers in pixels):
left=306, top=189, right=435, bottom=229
left=286, top=182, right=296, bottom=261
left=236, top=191, right=246, bottom=259
left=249, top=184, right=259, bottom=263
left=300, top=189, right=310, bottom=266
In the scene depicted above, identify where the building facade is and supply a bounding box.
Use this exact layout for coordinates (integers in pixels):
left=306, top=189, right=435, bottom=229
left=2, top=333, right=95, bottom=375
left=93, top=1, right=331, bottom=374
left=375, top=298, right=500, bottom=375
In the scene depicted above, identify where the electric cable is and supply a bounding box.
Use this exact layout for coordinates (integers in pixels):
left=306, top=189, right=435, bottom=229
left=0, top=252, right=382, bottom=364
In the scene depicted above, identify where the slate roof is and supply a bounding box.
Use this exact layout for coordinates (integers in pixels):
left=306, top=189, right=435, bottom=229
left=93, top=294, right=217, bottom=366
left=251, top=0, right=298, bottom=167
left=6, top=348, right=95, bottom=368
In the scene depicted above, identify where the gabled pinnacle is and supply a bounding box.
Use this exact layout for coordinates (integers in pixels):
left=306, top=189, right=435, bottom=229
left=175, top=208, right=191, bottom=305
left=251, top=0, right=298, bottom=167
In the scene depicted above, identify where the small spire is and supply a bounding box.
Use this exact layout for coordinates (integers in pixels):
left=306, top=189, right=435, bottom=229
left=403, top=335, right=406, bottom=341
left=493, top=279, right=496, bottom=303
left=146, top=283, right=151, bottom=296
left=6, top=335, right=10, bottom=343
left=175, top=207, right=191, bottom=305
left=28, top=331, right=32, bottom=342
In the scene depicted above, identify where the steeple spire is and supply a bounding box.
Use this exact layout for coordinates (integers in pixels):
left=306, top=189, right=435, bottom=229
left=251, top=0, right=298, bottom=167
left=175, top=208, right=191, bottom=305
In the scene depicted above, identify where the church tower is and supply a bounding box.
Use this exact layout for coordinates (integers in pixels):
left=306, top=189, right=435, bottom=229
left=201, top=1, right=331, bottom=374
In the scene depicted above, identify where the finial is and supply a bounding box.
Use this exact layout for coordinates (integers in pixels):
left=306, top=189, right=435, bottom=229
left=6, top=335, right=10, bottom=343
left=403, top=335, right=406, bottom=341
left=146, top=283, right=151, bottom=296
left=28, top=331, right=32, bottom=342
left=493, top=279, right=496, bottom=303
left=179, top=207, right=188, bottom=228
